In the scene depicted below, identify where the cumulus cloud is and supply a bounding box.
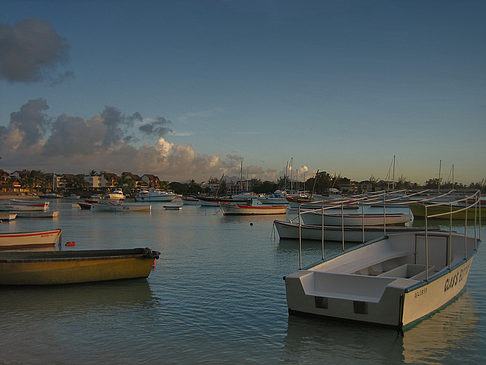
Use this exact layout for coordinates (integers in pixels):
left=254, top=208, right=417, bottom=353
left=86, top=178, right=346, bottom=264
left=0, top=19, right=71, bottom=83
left=0, top=100, right=280, bottom=181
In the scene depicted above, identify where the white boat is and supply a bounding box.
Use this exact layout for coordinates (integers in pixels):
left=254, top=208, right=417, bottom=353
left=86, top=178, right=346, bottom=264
left=164, top=205, right=182, bottom=210
left=134, top=188, right=177, bottom=202
left=16, top=211, right=59, bottom=219
left=0, top=213, right=17, bottom=221
left=221, top=200, right=287, bottom=216
left=274, top=220, right=440, bottom=243
left=104, top=189, right=125, bottom=200
left=0, top=200, right=50, bottom=211
left=284, top=190, right=482, bottom=329
left=91, top=201, right=151, bottom=212
left=301, top=211, right=412, bottom=226
left=0, top=228, right=62, bottom=249
left=182, top=196, right=199, bottom=205
left=258, top=190, right=288, bottom=205
left=285, top=230, right=479, bottom=329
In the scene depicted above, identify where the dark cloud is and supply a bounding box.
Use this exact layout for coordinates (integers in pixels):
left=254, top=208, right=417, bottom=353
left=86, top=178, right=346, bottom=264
left=100, top=106, right=128, bottom=147
left=6, top=98, right=50, bottom=147
left=0, top=19, right=70, bottom=83
left=139, top=116, right=173, bottom=137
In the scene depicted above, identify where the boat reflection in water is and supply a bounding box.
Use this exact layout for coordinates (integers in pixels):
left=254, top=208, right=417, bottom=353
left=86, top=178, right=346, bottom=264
left=402, top=291, right=479, bottom=364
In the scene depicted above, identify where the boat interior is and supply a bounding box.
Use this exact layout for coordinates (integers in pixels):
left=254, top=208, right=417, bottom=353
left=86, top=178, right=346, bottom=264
left=295, top=231, right=478, bottom=303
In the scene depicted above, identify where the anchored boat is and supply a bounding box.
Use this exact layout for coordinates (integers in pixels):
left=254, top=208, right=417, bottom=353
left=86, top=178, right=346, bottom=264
left=0, top=247, right=160, bottom=285
left=0, top=228, right=62, bottom=250
left=284, top=190, right=482, bottom=329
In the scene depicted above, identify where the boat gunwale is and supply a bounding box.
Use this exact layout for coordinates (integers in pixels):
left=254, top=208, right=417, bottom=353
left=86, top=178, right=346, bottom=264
left=0, top=248, right=160, bottom=263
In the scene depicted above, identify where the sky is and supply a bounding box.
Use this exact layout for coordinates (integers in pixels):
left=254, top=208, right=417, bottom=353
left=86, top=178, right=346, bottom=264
left=1, top=0, right=485, bottom=184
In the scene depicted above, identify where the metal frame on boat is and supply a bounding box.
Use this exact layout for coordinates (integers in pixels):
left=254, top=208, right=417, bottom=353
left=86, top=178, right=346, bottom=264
left=284, top=190, right=482, bottom=329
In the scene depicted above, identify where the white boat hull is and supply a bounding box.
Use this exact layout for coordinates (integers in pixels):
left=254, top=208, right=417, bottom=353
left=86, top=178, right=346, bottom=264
left=285, top=231, right=479, bottom=328
left=274, top=221, right=431, bottom=242
left=0, top=213, right=17, bottom=221
left=0, top=200, right=49, bottom=211
left=301, top=212, right=412, bottom=226
left=0, top=229, right=62, bottom=249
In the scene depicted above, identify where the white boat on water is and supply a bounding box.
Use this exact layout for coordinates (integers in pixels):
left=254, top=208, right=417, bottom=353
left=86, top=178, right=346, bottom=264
left=284, top=190, right=482, bottom=329
left=182, top=196, right=199, bottom=205
left=273, top=220, right=439, bottom=243
left=134, top=188, right=177, bottom=202
left=0, top=200, right=50, bottom=211
left=91, top=201, right=151, bottom=212
left=0, top=228, right=62, bottom=249
left=104, top=189, right=125, bottom=200
left=301, top=211, right=412, bottom=226
left=0, top=213, right=17, bottom=221
left=258, top=190, right=288, bottom=205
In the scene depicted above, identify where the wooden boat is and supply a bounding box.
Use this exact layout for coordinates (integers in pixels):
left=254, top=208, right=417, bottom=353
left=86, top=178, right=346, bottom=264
left=0, top=247, right=160, bottom=285
left=301, top=211, right=412, bottom=226
left=0, top=229, right=62, bottom=249
left=273, top=220, right=441, bottom=243
left=284, top=189, right=482, bottom=329
left=410, top=203, right=486, bottom=221
left=221, top=202, right=287, bottom=216
left=0, top=213, right=17, bottom=221
left=0, top=200, right=49, bottom=211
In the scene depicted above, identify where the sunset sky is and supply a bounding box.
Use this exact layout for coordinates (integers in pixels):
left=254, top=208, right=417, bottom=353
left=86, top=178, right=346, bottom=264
left=1, top=0, right=485, bottom=184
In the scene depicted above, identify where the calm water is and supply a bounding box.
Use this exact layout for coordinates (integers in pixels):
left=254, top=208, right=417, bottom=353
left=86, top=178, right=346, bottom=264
left=0, top=201, right=485, bottom=364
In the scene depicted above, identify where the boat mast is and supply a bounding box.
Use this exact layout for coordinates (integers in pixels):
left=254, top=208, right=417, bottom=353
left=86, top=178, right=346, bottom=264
left=240, top=160, right=243, bottom=193
left=290, top=157, right=293, bottom=193
left=392, top=155, right=396, bottom=190
left=438, top=160, right=442, bottom=193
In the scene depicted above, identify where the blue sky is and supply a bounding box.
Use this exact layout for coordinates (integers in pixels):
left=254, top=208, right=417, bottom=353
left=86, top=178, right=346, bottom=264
left=1, top=0, right=485, bottom=184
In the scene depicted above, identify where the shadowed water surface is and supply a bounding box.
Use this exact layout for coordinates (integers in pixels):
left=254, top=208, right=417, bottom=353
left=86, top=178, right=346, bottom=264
left=0, top=201, right=485, bottom=364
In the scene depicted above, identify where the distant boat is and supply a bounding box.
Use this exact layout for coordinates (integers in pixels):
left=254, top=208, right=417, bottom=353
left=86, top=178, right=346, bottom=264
left=0, top=200, right=50, bottom=211
left=273, top=220, right=441, bottom=242
left=0, top=213, right=17, bottom=221
left=91, top=201, right=151, bottom=212
left=164, top=205, right=182, bottom=210
left=182, top=196, right=199, bottom=205
left=0, top=247, right=160, bottom=285
left=38, top=193, right=63, bottom=199
left=134, top=189, right=177, bottom=202
left=258, top=190, right=288, bottom=205
left=0, top=228, right=62, bottom=250
left=104, top=189, right=125, bottom=200
left=301, top=212, right=412, bottom=226
left=198, top=196, right=250, bottom=207
left=410, top=203, right=486, bottom=221
left=16, top=211, right=59, bottom=219
left=221, top=200, right=287, bottom=216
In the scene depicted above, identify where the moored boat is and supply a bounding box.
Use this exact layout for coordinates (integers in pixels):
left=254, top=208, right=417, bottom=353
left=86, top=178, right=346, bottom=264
left=0, top=200, right=50, bottom=211
left=0, top=228, right=62, bottom=249
left=134, top=188, right=177, bottom=202
left=0, top=247, right=160, bottom=285
left=16, top=211, right=59, bottom=219
left=104, top=189, right=125, bottom=200
left=284, top=190, right=482, bottom=329
left=0, top=213, right=17, bottom=221
left=301, top=211, right=412, bottom=226
left=273, top=220, right=441, bottom=243
left=409, top=202, right=486, bottom=221
left=182, top=196, right=199, bottom=205
left=221, top=201, right=287, bottom=216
